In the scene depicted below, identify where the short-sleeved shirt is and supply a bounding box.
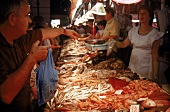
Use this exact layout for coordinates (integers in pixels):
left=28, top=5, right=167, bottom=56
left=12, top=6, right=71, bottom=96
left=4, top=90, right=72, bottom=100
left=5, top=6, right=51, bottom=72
left=103, top=17, right=120, bottom=52
left=0, top=29, right=42, bottom=112
left=103, top=17, right=120, bottom=39
left=128, top=26, right=164, bottom=80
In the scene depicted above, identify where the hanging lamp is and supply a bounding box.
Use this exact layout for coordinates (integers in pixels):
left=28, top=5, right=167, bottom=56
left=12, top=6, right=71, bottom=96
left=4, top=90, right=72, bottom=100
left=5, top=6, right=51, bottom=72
left=112, top=0, right=141, bottom=4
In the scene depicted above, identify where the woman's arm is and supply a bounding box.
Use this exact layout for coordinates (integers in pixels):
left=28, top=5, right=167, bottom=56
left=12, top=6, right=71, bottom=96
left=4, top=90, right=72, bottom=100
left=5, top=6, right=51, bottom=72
left=114, top=37, right=131, bottom=48
left=107, top=37, right=131, bottom=56
left=152, top=39, right=161, bottom=81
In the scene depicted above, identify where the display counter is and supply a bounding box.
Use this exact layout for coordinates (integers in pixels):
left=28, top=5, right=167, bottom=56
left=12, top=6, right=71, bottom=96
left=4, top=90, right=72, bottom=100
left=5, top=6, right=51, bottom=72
left=46, top=39, right=170, bottom=111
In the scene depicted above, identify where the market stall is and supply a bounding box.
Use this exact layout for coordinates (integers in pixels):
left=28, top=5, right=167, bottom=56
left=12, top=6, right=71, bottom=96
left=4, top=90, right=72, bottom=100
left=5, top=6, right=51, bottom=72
left=46, top=38, right=170, bottom=111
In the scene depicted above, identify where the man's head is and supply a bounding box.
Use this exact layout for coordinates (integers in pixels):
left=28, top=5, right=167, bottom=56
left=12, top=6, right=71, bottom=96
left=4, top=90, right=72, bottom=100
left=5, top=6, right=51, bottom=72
left=105, top=7, right=115, bottom=21
left=0, top=0, right=30, bottom=23
left=0, top=0, right=32, bottom=38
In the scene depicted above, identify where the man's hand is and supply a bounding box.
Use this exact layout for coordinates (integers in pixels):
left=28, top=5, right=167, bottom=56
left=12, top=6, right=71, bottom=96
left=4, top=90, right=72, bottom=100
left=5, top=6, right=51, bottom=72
left=29, top=40, right=48, bottom=62
left=65, top=29, right=79, bottom=40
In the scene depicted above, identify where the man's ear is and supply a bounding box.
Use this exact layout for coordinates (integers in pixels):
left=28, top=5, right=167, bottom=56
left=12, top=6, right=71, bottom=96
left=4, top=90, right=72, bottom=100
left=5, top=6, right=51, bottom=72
left=8, top=13, right=16, bottom=26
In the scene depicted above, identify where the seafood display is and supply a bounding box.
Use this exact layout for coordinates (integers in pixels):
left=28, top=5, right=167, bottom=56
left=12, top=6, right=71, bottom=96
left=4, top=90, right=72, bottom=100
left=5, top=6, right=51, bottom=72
left=47, top=39, right=170, bottom=111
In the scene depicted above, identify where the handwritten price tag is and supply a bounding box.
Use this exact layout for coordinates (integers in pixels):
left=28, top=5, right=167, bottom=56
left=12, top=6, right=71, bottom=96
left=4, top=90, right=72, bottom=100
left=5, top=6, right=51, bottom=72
left=114, top=90, right=123, bottom=95
left=130, top=105, right=139, bottom=112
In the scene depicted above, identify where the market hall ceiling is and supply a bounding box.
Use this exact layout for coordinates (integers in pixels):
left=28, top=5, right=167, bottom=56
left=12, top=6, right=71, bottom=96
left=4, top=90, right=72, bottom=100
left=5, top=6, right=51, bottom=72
left=33, top=0, right=169, bottom=17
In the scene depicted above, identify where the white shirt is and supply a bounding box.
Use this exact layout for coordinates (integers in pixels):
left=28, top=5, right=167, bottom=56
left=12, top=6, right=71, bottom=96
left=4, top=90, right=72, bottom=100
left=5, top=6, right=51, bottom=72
left=128, top=26, right=164, bottom=80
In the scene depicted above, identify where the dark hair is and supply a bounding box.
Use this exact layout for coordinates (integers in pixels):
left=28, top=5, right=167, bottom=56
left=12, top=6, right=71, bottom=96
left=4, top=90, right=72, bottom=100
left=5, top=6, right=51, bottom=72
left=0, top=0, right=28, bottom=24
left=138, top=5, right=154, bottom=26
left=105, top=7, right=115, bottom=17
left=97, top=20, right=107, bottom=28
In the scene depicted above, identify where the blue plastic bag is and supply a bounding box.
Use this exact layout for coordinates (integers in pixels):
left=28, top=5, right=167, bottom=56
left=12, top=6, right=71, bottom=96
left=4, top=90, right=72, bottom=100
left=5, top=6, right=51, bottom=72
left=36, top=47, right=58, bottom=106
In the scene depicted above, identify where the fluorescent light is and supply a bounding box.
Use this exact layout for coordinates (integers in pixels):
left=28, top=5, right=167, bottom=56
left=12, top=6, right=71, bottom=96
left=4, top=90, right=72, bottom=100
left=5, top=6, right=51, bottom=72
left=132, top=20, right=139, bottom=22
left=132, top=19, right=157, bottom=23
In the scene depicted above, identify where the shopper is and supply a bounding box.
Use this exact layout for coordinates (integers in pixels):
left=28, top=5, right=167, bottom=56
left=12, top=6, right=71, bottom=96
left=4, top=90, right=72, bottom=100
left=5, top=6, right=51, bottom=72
left=0, top=0, right=79, bottom=112
left=112, top=5, right=164, bottom=81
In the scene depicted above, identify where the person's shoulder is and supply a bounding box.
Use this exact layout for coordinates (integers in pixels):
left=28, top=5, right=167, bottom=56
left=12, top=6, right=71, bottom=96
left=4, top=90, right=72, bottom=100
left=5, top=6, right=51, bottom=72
left=132, top=26, right=138, bottom=29
left=129, top=26, right=138, bottom=31
left=150, top=27, right=163, bottom=35
left=112, top=17, right=118, bottom=21
left=111, top=17, right=120, bottom=25
left=151, top=27, right=160, bottom=32
left=151, top=27, right=164, bottom=37
left=128, top=26, right=139, bottom=35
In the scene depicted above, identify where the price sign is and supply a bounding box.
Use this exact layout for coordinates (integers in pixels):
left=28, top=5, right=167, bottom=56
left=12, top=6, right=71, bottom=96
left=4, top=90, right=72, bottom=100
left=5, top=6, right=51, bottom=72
left=130, top=105, right=139, bottom=112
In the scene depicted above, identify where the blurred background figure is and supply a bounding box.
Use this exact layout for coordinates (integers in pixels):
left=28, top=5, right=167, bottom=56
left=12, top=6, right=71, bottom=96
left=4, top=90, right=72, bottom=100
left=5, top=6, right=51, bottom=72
left=95, top=20, right=107, bottom=39
left=76, top=23, right=85, bottom=34
left=27, top=22, right=36, bottom=31
left=83, top=25, right=91, bottom=35
left=86, top=19, right=98, bottom=36
left=32, top=16, right=52, bottom=48
left=33, top=16, right=49, bottom=29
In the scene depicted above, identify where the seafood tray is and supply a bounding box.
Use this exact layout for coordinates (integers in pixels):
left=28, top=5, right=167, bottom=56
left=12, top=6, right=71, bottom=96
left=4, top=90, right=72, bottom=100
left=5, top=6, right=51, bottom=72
left=85, top=42, right=108, bottom=51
